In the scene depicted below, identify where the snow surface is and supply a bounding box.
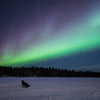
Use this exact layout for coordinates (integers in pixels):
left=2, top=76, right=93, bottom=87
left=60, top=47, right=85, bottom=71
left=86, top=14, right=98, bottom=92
left=0, top=77, right=100, bottom=100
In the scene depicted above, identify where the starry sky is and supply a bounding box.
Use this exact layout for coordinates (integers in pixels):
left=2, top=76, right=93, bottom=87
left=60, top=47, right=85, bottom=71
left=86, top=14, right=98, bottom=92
left=0, top=0, right=100, bottom=71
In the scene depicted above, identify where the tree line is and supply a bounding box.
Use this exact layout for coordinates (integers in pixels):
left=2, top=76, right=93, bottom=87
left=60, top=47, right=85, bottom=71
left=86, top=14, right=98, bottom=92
left=0, top=66, right=100, bottom=77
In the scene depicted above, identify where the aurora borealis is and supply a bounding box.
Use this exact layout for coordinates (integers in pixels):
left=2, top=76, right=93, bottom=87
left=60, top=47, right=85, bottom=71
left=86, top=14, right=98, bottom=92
left=0, top=0, right=100, bottom=71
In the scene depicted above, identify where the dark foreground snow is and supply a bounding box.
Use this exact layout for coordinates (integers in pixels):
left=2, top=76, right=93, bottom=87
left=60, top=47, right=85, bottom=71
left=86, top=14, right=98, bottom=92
left=0, top=77, right=100, bottom=100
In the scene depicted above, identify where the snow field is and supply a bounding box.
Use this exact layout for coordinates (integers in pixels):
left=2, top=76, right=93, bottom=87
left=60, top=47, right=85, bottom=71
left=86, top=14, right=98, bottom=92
left=0, top=77, right=100, bottom=100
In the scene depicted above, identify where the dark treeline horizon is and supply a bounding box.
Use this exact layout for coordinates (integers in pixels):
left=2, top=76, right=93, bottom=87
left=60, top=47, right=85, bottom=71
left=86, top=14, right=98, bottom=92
left=0, top=66, right=100, bottom=78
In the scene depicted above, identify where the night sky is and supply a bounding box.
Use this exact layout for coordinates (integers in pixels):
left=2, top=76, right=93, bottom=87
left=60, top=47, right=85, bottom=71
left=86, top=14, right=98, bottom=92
left=0, top=0, right=100, bottom=71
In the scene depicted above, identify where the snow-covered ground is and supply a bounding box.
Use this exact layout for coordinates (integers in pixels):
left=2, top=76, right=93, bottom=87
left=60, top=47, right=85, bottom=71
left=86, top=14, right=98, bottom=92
left=0, top=77, right=100, bottom=100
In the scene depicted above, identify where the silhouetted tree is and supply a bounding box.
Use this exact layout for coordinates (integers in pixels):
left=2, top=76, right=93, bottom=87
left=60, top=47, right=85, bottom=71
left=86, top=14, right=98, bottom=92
left=0, top=66, right=100, bottom=77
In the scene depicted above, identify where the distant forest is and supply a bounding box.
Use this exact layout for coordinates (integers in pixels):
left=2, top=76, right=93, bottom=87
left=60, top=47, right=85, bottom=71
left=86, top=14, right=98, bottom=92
left=0, top=66, right=100, bottom=77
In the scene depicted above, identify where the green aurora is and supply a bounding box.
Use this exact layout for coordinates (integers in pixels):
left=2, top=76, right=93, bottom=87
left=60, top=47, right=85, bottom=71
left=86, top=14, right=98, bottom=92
left=0, top=12, right=100, bottom=67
